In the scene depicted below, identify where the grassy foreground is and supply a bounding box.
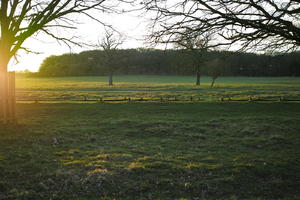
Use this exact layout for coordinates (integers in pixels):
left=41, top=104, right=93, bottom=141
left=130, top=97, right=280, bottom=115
left=1, top=102, right=300, bottom=199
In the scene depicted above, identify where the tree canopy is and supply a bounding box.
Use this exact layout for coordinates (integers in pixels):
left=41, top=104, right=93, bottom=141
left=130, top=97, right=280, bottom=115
left=37, top=49, right=300, bottom=77
left=143, top=0, right=300, bottom=52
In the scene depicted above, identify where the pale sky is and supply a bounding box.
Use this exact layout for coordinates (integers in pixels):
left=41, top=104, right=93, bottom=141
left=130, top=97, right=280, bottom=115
left=9, top=10, right=149, bottom=72
left=8, top=1, right=299, bottom=72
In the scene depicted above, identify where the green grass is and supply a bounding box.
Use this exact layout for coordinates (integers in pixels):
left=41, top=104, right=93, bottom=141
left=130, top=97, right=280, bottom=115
left=15, top=75, right=300, bottom=101
left=17, top=75, right=300, bottom=87
left=16, top=75, right=300, bottom=90
left=1, top=102, right=300, bottom=199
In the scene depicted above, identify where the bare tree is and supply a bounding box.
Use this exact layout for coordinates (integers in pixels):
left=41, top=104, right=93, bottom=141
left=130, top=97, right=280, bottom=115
left=175, top=31, right=212, bottom=85
left=0, top=0, right=130, bottom=123
left=99, top=29, right=123, bottom=86
left=0, top=0, right=129, bottom=73
left=142, top=0, right=300, bottom=52
left=204, top=58, right=225, bottom=88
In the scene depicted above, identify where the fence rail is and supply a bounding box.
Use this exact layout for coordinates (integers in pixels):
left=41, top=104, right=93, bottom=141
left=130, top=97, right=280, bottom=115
left=0, top=72, right=16, bottom=124
left=14, top=97, right=300, bottom=103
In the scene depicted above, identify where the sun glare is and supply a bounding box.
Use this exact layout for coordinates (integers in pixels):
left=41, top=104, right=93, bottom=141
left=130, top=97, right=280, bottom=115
left=9, top=55, right=42, bottom=72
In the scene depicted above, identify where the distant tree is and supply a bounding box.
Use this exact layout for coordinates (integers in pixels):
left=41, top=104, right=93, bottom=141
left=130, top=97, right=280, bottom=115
left=37, top=49, right=300, bottom=77
left=204, top=59, right=226, bottom=88
left=143, top=0, right=300, bottom=52
left=175, top=31, right=213, bottom=85
left=99, top=29, right=123, bottom=86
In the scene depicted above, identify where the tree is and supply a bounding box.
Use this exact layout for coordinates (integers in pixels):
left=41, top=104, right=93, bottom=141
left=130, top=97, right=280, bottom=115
left=175, top=31, right=212, bottom=85
left=99, top=29, right=123, bottom=86
left=204, top=58, right=225, bottom=88
left=143, top=0, right=300, bottom=52
left=0, top=0, right=129, bottom=123
left=0, top=0, right=128, bottom=73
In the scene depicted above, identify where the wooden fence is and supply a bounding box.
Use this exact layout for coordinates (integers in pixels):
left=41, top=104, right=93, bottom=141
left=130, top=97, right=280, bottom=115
left=0, top=72, right=16, bottom=124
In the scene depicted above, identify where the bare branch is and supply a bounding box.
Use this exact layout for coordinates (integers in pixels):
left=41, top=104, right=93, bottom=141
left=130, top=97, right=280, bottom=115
left=0, top=0, right=133, bottom=72
left=142, top=0, right=300, bottom=52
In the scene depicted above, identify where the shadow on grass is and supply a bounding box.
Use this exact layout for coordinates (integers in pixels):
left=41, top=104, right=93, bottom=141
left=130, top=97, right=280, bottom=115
left=1, top=103, right=300, bottom=200
left=7, top=149, right=297, bottom=200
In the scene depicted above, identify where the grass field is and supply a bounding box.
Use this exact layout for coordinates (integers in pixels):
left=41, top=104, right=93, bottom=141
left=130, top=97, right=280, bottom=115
left=1, top=102, right=300, bottom=199
left=15, top=75, right=300, bottom=102
left=1, top=75, right=300, bottom=199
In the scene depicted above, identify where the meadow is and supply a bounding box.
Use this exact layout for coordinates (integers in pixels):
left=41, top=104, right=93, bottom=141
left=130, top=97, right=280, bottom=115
left=0, top=75, right=300, bottom=199
left=15, top=75, right=300, bottom=102
left=1, top=103, right=300, bottom=199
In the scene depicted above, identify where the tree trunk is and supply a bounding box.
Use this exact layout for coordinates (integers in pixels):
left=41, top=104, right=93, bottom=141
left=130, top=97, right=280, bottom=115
left=108, top=73, right=113, bottom=86
left=1, top=30, right=16, bottom=124
left=0, top=60, right=14, bottom=124
left=0, top=52, right=9, bottom=73
left=196, top=71, right=201, bottom=86
left=211, top=77, right=216, bottom=88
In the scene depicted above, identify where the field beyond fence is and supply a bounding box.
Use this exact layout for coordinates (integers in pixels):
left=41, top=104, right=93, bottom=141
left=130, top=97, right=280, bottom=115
left=15, top=75, right=300, bottom=103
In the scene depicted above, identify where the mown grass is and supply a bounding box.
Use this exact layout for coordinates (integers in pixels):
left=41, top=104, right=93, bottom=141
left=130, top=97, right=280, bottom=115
left=16, top=75, right=300, bottom=88
left=15, top=75, right=300, bottom=101
left=1, top=102, right=300, bottom=199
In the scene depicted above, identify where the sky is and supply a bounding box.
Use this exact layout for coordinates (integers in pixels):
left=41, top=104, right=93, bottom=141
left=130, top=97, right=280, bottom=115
left=9, top=9, right=149, bottom=72
left=7, top=1, right=299, bottom=72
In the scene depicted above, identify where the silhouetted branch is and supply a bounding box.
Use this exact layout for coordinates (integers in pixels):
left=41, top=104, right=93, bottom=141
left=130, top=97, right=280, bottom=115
left=0, top=0, right=133, bottom=72
left=142, top=0, right=300, bottom=52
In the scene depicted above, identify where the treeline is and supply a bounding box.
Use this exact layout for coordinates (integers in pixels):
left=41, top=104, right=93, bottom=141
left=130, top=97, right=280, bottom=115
left=37, top=49, right=300, bottom=77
